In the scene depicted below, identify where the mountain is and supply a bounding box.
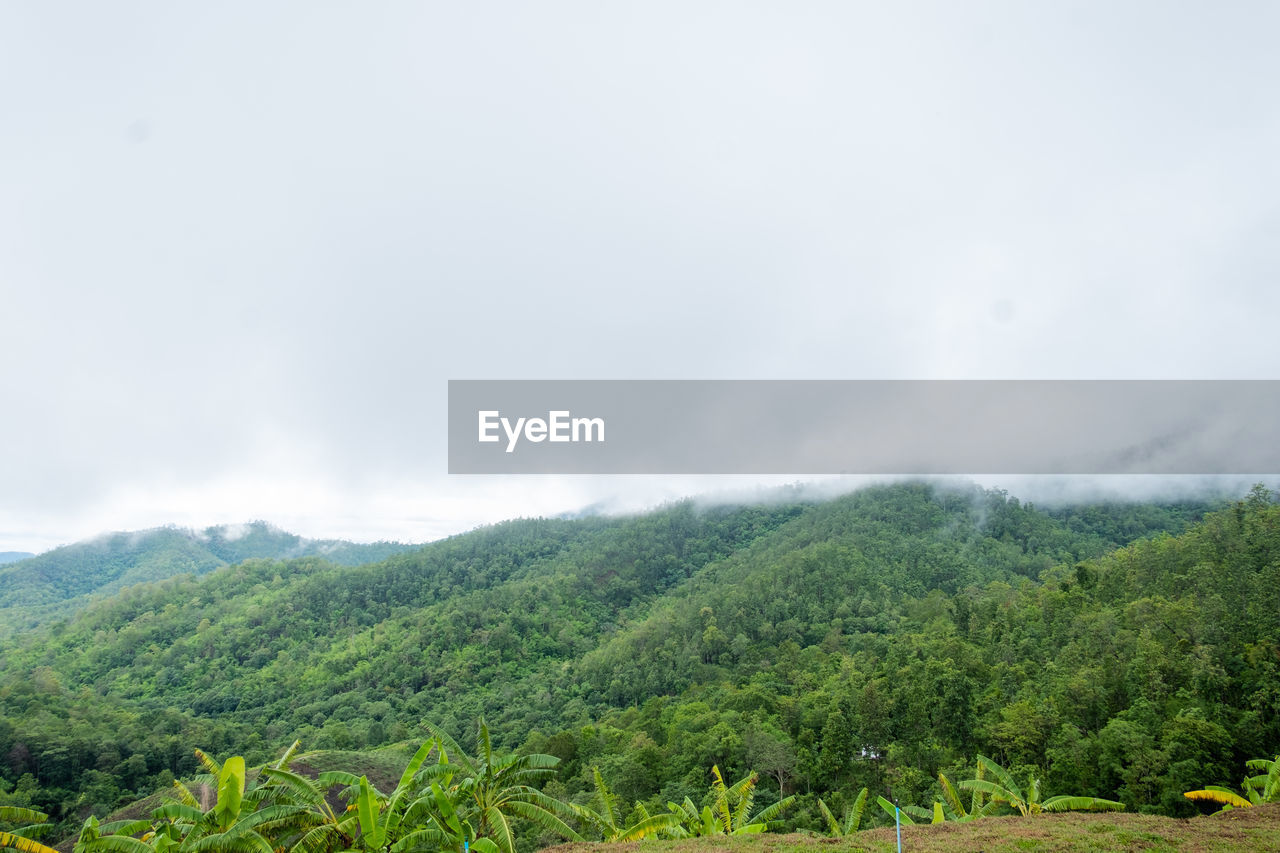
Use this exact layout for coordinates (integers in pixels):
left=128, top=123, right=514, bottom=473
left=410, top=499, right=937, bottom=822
left=0, top=521, right=413, bottom=634
left=0, top=551, right=34, bottom=565
left=5, top=481, right=1266, bottom=842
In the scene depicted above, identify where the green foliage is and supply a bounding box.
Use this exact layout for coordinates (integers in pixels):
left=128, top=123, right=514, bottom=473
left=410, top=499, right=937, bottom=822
left=0, top=806, right=58, bottom=853
left=569, top=768, right=678, bottom=842
left=66, top=731, right=587, bottom=853
left=4, top=481, right=1275, bottom=839
left=1184, top=754, right=1280, bottom=813
left=959, top=755, right=1124, bottom=816
left=0, top=523, right=411, bottom=635
left=666, top=765, right=794, bottom=837
left=422, top=720, right=582, bottom=853
left=874, top=796, right=914, bottom=826
left=817, top=787, right=867, bottom=836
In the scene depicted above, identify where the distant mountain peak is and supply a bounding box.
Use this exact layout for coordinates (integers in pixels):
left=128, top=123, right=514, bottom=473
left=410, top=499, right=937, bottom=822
left=0, top=522, right=416, bottom=635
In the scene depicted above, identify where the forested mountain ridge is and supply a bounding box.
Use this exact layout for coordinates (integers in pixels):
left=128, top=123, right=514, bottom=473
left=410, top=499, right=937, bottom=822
left=4, top=482, right=1266, bottom=845
left=0, top=552, right=33, bottom=566
left=0, top=522, right=413, bottom=635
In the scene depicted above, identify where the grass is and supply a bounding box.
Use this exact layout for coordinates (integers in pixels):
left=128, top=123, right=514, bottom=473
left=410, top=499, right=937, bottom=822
left=544, top=804, right=1280, bottom=853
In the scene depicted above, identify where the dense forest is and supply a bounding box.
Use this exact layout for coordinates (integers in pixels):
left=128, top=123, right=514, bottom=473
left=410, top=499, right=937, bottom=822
left=2, top=482, right=1277, bottom=850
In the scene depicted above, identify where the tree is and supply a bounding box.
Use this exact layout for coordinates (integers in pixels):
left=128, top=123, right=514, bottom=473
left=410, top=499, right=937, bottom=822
left=815, top=710, right=853, bottom=789
left=743, top=725, right=796, bottom=801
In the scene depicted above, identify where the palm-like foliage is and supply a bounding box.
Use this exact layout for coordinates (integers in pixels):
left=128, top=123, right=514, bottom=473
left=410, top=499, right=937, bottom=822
left=72, top=816, right=158, bottom=853
left=282, top=737, right=472, bottom=853
left=1184, top=785, right=1255, bottom=810
left=73, top=745, right=323, bottom=853
left=389, top=778, right=499, bottom=853
left=936, top=770, right=985, bottom=821
left=423, top=720, right=581, bottom=853
left=958, top=755, right=1124, bottom=816
left=1244, top=756, right=1280, bottom=804
left=875, top=796, right=928, bottom=826
left=667, top=765, right=794, bottom=837
left=147, top=754, right=279, bottom=853
left=569, top=768, right=678, bottom=842
left=90, top=746, right=326, bottom=853
left=817, top=788, right=868, bottom=837
left=46, top=724, right=592, bottom=853
left=254, top=740, right=370, bottom=853
left=1, top=807, right=59, bottom=853
left=880, top=770, right=993, bottom=827
left=259, top=738, right=481, bottom=853
left=63, top=725, right=580, bottom=853
left=1185, top=754, right=1280, bottom=812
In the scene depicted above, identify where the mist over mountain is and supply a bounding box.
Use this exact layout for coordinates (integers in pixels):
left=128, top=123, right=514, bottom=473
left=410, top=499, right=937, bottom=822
left=6, top=480, right=1267, bottom=844
left=0, top=521, right=413, bottom=635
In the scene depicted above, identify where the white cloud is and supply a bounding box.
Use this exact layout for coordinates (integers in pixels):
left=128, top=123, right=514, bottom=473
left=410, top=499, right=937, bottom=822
left=2, top=3, right=1278, bottom=551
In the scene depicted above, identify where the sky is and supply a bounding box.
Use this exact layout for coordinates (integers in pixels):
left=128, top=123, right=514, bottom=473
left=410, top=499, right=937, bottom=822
left=2, top=2, right=1279, bottom=554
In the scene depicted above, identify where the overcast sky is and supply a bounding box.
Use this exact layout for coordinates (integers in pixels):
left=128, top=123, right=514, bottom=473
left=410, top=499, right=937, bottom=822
left=3, top=3, right=1279, bottom=553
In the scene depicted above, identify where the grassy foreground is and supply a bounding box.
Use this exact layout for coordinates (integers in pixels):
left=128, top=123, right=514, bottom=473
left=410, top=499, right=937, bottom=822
left=545, top=804, right=1280, bottom=853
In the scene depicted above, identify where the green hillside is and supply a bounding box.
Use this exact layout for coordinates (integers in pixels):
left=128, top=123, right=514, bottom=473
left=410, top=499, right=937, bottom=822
left=0, top=522, right=412, bottom=635
left=5, top=482, right=1274, bottom=852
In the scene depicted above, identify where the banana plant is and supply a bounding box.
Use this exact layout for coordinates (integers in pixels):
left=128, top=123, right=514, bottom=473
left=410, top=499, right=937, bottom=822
left=388, top=780, right=497, bottom=853
left=959, top=755, right=1124, bottom=816
left=1, top=807, right=59, bottom=853
left=569, top=768, right=678, bottom=842
left=877, top=770, right=992, bottom=828
left=74, top=745, right=306, bottom=853
left=712, top=765, right=794, bottom=834
left=72, top=817, right=157, bottom=853
left=664, top=798, right=722, bottom=837
left=816, top=788, right=868, bottom=837
left=422, top=720, right=582, bottom=853
left=1185, top=754, right=1280, bottom=812
left=936, top=771, right=985, bottom=821
left=310, top=739, right=450, bottom=853
left=260, top=738, right=463, bottom=853
left=148, top=753, right=277, bottom=853
left=875, top=796, right=930, bottom=826
left=666, top=765, right=794, bottom=836
left=1244, top=756, right=1280, bottom=803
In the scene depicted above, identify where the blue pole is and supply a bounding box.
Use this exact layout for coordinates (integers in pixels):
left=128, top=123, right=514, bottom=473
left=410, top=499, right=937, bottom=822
left=895, top=805, right=901, bottom=853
